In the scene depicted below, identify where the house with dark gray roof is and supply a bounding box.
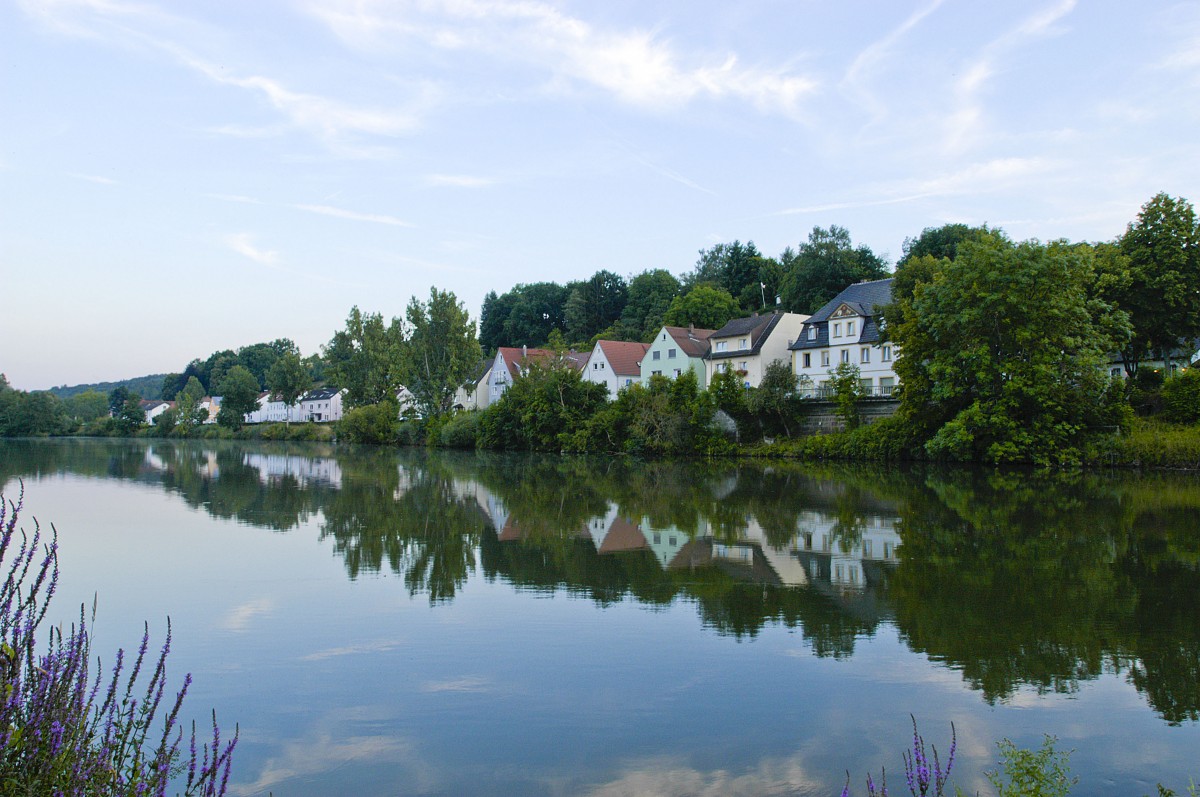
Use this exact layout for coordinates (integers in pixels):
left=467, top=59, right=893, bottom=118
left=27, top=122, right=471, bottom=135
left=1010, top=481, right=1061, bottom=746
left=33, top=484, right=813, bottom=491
left=703, top=311, right=809, bottom=388
left=788, top=278, right=897, bottom=396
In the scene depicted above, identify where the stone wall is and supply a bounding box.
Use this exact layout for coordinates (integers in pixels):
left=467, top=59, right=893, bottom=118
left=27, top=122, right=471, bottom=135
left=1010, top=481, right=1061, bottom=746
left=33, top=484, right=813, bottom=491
left=796, top=398, right=900, bottom=435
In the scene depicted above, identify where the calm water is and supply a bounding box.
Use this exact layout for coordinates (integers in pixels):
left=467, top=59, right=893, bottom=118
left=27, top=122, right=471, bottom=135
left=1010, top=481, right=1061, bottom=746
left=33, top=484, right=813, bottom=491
left=1, top=438, right=1198, bottom=796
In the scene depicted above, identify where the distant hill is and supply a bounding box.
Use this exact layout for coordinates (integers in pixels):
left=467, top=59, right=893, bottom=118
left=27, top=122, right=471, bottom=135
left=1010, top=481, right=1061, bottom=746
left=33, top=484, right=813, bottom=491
left=47, top=374, right=168, bottom=401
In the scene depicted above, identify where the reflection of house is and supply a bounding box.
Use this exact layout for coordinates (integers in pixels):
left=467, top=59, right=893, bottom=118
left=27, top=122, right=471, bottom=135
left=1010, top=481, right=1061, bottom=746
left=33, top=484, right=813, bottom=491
left=584, top=340, right=651, bottom=399
left=704, top=312, right=809, bottom=388
left=243, top=452, right=342, bottom=489
left=641, top=326, right=715, bottom=387
left=792, top=511, right=901, bottom=591
left=789, top=279, right=897, bottom=397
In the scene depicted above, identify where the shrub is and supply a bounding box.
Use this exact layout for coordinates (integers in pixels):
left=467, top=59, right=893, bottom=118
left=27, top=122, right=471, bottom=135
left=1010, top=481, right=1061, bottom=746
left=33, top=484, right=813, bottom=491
left=986, top=735, right=1075, bottom=797
left=436, top=411, right=482, bottom=449
left=1161, top=370, right=1200, bottom=423
left=0, top=488, right=237, bottom=795
left=338, top=401, right=400, bottom=445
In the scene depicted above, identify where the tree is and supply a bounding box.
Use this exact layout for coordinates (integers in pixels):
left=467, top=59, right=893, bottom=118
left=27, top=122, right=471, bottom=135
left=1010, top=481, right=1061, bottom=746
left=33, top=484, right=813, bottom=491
left=399, top=288, right=483, bottom=419
left=479, top=290, right=514, bottom=351
left=115, top=394, right=145, bottom=434
left=501, top=282, right=569, bottom=347
left=826, top=362, right=865, bottom=430
left=1114, top=192, right=1200, bottom=373
left=685, top=241, right=771, bottom=312
left=237, top=339, right=298, bottom=387
left=662, top=285, right=741, bottom=331
left=899, top=223, right=997, bottom=267
left=779, top=226, right=889, bottom=314
left=324, top=306, right=406, bottom=409
left=891, top=235, right=1129, bottom=465
left=564, top=270, right=628, bottom=343
left=63, top=390, right=109, bottom=423
left=174, top=376, right=208, bottom=433
left=266, top=352, right=311, bottom=423
left=216, top=365, right=261, bottom=429
left=620, top=269, right=681, bottom=341
left=107, top=386, right=131, bottom=417
left=747, top=360, right=801, bottom=436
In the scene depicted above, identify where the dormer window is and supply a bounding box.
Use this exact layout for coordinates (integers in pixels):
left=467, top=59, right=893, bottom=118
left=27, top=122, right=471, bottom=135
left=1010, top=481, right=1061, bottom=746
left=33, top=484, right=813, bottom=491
left=847, top=321, right=856, bottom=336
left=808, top=327, right=816, bottom=341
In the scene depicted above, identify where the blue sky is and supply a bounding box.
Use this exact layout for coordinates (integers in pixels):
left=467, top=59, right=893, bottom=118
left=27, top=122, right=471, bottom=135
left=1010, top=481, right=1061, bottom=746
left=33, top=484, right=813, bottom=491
left=2, top=0, right=1198, bottom=391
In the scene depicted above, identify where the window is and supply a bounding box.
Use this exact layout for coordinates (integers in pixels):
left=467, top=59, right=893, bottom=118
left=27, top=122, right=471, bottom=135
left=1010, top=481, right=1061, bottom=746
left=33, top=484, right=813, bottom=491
left=652, top=370, right=662, bottom=376
left=715, top=341, right=727, bottom=352
left=654, top=533, right=661, bottom=544
left=593, top=363, right=599, bottom=370
left=882, top=346, right=892, bottom=362
left=600, top=362, right=605, bottom=369
left=668, top=348, right=677, bottom=358
left=833, top=322, right=841, bottom=337
left=879, top=377, right=894, bottom=395
left=624, top=378, right=632, bottom=386
left=841, top=350, right=850, bottom=364
left=808, top=327, right=816, bottom=340
left=653, top=350, right=661, bottom=360
left=861, top=348, right=870, bottom=363
left=847, top=321, right=856, bottom=336
left=821, top=351, right=830, bottom=367
left=673, top=369, right=681, bottom=377
left=860, top=377, right=873, bottom=391
left=803, top=353, right=811, bottom=368
left=738, top=338, right=747, bottom=349
left=739, top=361, right=748, bottom=370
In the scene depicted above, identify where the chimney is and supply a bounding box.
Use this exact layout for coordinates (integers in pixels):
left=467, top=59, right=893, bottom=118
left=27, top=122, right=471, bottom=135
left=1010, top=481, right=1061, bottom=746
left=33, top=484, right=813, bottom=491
left=689, top=323, right=694, bottom=332
left=522, top=344, right=527, bottom=358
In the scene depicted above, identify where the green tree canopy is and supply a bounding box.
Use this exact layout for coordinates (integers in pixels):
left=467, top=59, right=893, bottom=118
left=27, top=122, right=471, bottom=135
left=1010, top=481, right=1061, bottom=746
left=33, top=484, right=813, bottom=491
left=662, top=284, right=740, bottom=331
left=685, top=241, right=771, bottom=313
left=399, top=288, right=483, bottom=419
left=891, top=235, right=1129, bottom=465
left=324, top=306, right=406, bottom=409
left=564, top=270, right=628, bottom=344
left=619, top=269, right=682, bottom=342
left=1115, top=192, right=1200, bottom=371
left=216, top=365, right=261, bottom=429
left=898, top=223, right=998, bottom=267
left=779, top=226, right=889, bottom=314
left=266, top=352, right=312, bottom=414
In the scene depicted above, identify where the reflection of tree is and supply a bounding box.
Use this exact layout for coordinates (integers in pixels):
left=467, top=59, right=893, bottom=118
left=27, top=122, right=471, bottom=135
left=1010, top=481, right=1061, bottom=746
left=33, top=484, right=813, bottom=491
left=320, top=450, right=486, bottom=602
left=6, top=439, right=1200, bottom=723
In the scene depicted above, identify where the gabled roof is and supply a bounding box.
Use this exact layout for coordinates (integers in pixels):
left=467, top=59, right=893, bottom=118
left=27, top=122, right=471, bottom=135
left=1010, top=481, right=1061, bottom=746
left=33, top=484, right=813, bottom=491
left=790, top=279, right=893, bottom=351
left=597, top=517, right=649, bottom=554
left=661, top=326, right=715, bottom=358
left=706, top=313, right=787, bottom=360
left=595, top=340, right=651, bottom=376
left=496, top=347, right=587, bottom=376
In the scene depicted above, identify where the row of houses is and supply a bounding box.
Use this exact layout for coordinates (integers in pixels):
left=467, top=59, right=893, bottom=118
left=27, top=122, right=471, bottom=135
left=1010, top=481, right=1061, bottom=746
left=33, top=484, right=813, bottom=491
left=138, top=388, right=347, bottom=426
left=456, top=278, right=899, bottom=409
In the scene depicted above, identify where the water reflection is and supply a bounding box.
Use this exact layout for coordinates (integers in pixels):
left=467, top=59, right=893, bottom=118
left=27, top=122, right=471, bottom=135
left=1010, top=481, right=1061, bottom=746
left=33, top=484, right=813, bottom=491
left=2, top=438, right=1199, bottom=727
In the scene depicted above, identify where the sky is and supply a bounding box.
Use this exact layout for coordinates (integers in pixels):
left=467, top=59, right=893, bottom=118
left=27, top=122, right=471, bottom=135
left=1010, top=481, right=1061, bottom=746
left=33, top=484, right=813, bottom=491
left=2, top=0, right=1198, bottom=391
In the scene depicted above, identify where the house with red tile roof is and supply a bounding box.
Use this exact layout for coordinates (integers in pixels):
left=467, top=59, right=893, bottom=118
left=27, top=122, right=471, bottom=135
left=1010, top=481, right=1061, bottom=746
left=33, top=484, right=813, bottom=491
left=484, top=346, right=589, bottom=407
left=583, top=340, right=651, bottom=399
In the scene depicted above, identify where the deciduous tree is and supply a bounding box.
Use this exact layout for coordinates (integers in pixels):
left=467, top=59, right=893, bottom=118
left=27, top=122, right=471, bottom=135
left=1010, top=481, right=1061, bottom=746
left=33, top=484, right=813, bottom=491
left=779, top=226, right=889, bottom=314
left=662, top=285, right=740, bottom=331
left=324, top=306, right=406, bottom=409
left=216, top=365, right=261, bottom=429
left=399, top=288, right=483, bottom=419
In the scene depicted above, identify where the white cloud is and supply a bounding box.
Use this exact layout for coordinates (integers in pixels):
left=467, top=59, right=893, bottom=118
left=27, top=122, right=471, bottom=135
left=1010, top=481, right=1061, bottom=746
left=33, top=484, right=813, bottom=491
left=67, top=172, right=118, bottom=184
left=840, top=0, right=947, bottom=121
left=424, top=174, right=494, bottom=188
left=308, top=0, right=817, bottom=115
left=292, top=204, right=413, bottom=227
left=225, top=233, right=280, bottom=266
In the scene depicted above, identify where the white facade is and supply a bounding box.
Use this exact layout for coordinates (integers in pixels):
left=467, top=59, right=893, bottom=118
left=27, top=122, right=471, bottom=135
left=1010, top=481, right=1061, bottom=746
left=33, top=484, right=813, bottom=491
left=704, top=312, right=809, bottom=389
left=583, top=341, right=648, bottom=400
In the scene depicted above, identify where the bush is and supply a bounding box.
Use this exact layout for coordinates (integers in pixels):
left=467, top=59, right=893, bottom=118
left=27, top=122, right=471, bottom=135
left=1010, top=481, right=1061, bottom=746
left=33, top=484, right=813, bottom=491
left=1161, top=370, right=1200, bottom=423
left=338, top=401, right=400, bottom=445
left=436, top=411, right=482, bottom=448
left=0, top=489, right=236, bottom=795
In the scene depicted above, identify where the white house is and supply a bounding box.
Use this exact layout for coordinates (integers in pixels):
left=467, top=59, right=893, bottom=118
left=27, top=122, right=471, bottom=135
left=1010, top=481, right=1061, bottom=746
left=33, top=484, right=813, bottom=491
left=139, top=399, right=174, bottom=425
left=641, top=326, right=715, bottom=388
left=703, top=311, right=809, bottom=388
left=583, top=340, right=650, bottom=399
left=485, top=346, right=588, bottom=406
left=453, top=357, right=494, bottom=411
left=299, top=388, right=345, bottom=422
left=789, top=278, right=898, bottom=397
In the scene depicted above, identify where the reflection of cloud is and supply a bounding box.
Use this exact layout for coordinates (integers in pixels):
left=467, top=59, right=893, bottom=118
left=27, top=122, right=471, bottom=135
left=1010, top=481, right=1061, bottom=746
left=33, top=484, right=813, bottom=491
left=220, top=597, right=275, bottom=632
left=582, top=754, right=822, bottom=797
left=233, top=707, right=439, bottom=796
left=301, top=639, right=403, bottom=661
left=421, top=676, right=491, bottom=693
